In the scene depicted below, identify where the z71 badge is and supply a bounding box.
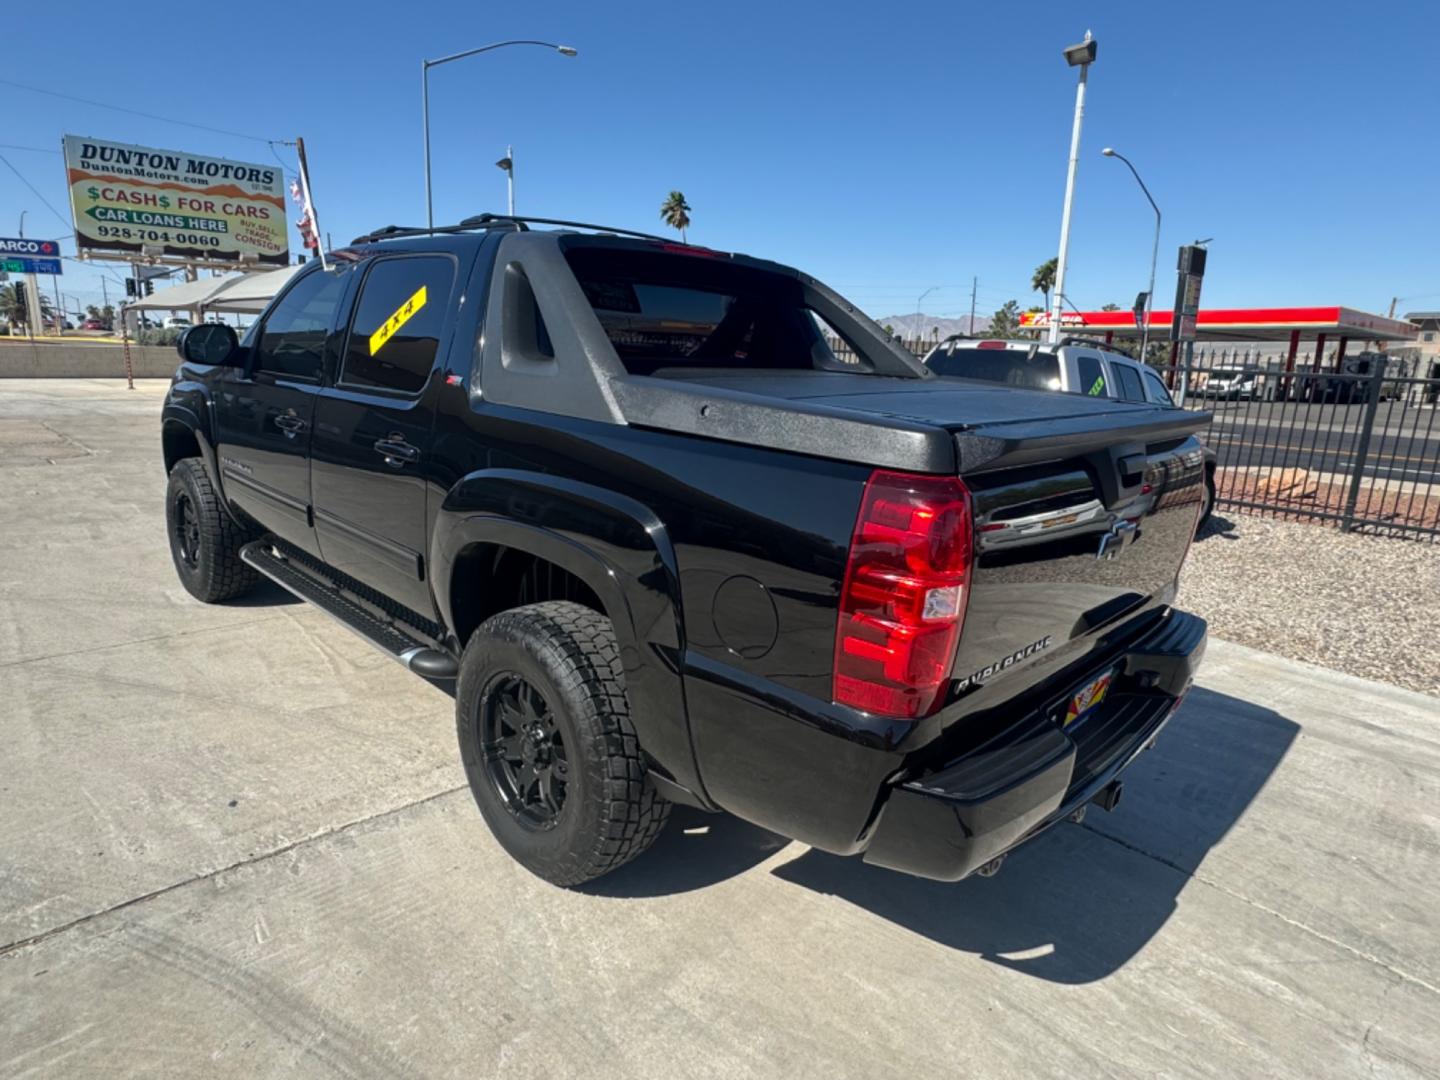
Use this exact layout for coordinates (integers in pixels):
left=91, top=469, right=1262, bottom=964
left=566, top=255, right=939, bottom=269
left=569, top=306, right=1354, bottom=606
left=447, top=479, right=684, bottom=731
left=954, top=635, right=1053, bottom=691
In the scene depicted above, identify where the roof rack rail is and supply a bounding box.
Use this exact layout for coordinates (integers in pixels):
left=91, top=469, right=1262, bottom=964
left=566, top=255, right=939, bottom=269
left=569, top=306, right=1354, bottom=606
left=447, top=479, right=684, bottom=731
left=349, top=221, right=518, bottom=245
left=1059, top=335, right=1137, bottom=359
left=459, top=213, right=672, bottom=242
left=351, top=213, right=673, bottom=247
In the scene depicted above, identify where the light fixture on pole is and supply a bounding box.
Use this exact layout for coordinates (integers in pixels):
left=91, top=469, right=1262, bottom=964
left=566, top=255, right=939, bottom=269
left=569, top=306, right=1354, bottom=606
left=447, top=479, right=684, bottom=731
left=1102, top=147, right=1160, bottom=362
left=422, top=40, right=577, bottom=229
left=915, top=285, right=939, bottom=347
left=495, top=147, right=514, bottom=216
left=1047, top=30, right=1096, bottom=345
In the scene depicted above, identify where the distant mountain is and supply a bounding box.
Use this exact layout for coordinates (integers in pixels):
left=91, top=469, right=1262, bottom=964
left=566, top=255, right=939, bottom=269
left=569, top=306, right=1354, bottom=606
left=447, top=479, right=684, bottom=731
left=873, top=313, right=986, bottom=341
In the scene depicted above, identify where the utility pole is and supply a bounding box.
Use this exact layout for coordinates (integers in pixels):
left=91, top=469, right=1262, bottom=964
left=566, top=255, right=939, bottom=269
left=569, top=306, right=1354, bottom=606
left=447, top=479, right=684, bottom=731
left=969, top=277, right=977, bottom=333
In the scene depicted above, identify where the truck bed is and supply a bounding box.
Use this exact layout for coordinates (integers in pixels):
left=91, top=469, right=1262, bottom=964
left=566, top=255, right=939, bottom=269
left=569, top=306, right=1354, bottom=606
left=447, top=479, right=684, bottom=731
left=621, top=365, right=1210, bottom=718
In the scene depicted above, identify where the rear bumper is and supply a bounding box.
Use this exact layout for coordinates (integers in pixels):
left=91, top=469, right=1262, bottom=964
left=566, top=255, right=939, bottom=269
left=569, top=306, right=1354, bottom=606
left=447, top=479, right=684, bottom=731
left=861, top=609, right=1207, bottom=881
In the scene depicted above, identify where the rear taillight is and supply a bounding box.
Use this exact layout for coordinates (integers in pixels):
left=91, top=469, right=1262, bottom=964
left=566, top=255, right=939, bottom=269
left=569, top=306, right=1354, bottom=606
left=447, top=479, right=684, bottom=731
left=833, top=470, right=974, bottom=719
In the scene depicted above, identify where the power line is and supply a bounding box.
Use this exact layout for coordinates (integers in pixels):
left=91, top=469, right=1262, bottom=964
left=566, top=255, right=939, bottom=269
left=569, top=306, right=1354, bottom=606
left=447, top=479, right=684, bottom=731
left=0, top=143, right=60, bottom=154
left=0, top=151, right=73, bottom=232
left=0, top=77, right=288, bottom=145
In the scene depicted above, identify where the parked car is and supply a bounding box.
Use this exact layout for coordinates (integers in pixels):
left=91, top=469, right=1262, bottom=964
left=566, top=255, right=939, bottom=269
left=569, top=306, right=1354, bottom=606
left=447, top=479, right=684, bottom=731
left=1198, top=367, right=1261, bottom=400
left=162, top=216, right=1209, bottom=887
left=163, top=316, right=194, bottom=330
left=922, top=336, right=1218, bottom=527
left=81, top=318, right=111, bottom=331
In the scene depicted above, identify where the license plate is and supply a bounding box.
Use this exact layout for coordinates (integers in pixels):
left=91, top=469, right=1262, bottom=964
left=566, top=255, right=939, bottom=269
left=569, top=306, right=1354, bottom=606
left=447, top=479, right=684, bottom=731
left=1063, top=668, right=1115, bottom=728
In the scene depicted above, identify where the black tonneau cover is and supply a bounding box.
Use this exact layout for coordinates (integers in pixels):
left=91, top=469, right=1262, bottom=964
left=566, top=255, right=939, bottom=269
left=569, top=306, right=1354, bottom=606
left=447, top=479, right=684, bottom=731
left=617, top=369, right=1210, bottom=475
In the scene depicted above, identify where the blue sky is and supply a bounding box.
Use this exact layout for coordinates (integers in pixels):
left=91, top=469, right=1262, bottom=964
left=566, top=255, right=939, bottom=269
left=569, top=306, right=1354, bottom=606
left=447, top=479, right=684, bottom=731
left=4, top=0, right=1437, bottom=321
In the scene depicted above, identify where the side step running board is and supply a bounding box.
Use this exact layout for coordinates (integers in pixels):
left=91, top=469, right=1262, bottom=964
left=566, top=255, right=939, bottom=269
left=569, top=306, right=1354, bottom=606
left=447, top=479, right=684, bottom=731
left=240, top=540, right=459, bottom=680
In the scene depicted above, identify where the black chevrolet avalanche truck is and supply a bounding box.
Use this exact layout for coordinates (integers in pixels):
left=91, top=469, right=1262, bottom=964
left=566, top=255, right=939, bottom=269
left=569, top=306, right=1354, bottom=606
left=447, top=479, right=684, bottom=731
left=161, top=215, right=1209, bottom=887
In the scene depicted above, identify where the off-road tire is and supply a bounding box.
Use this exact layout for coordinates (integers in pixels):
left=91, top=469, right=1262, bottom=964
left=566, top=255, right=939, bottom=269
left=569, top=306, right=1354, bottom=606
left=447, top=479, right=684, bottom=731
left=1198, top=468, right=1217, bottom=531
left=165, top=458, right=258, bottom=603
left=456, top=601, right=670, bottom=886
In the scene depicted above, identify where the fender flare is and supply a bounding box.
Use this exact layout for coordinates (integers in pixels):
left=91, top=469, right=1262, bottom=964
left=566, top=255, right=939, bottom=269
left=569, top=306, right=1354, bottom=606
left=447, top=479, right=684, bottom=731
left=161, top=394, right=219, bottom=487
left=162, top=387, right=257, bottom=532
left=431, top=469, right=708, bottom=804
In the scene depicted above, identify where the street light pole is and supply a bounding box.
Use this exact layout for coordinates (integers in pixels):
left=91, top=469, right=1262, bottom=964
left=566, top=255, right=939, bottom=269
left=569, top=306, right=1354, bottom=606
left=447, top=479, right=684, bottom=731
left=422, top=40, right=577, bottom=230
left=916, top=285, right=939, bottom=350
left=1048, top=31, right=1097, bottom=345
left=1102, top=148, right=1160, bottom=362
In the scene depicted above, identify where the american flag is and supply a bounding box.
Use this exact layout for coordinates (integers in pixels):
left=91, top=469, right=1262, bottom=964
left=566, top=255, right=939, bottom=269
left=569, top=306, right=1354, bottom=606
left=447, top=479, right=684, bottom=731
left=290, top=178, right=318, bottom=252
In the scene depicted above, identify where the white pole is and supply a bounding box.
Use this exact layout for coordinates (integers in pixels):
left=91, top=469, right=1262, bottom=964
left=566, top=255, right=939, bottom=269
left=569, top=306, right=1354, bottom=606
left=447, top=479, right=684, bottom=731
left=1048, top=55, right=1090, bottom=344
left=507, top=145, right=515, bottom=215
left=296, top=137, right=328, bottom=271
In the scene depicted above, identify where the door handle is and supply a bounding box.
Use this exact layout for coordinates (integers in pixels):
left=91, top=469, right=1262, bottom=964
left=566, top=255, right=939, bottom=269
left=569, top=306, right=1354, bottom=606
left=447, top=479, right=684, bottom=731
left=373, top=437, right=421, bottom=467
left=274, top=414, right=307, bottom=437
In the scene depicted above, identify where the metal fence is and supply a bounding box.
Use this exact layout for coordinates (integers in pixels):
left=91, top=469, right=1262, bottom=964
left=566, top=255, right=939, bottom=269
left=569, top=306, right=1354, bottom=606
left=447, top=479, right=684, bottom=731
left=1161, top=353, right=1440, bottom=542
left=832, top=333, right=1439, bottom=541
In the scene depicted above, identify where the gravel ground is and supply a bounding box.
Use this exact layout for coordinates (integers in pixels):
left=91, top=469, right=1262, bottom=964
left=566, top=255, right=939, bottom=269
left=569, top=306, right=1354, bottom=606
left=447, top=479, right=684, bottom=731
left=1182, top=509, right=1440, bottom=698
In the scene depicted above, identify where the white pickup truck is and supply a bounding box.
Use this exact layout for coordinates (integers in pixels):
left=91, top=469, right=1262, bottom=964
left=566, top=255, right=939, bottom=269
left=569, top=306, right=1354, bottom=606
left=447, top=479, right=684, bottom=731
left=921, top=336, right=1217, bottom=527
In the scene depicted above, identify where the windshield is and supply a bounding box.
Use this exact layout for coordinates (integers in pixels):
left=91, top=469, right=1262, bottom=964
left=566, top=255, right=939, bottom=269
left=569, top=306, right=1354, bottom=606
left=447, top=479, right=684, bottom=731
left=924, top=346, right=1062, bottom=391
left=564, top=247, right=859, bottom=376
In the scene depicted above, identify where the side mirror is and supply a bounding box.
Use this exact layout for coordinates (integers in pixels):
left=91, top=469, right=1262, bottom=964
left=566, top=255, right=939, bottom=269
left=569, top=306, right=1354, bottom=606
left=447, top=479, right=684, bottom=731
left=178, top=323, right=241, bottom=367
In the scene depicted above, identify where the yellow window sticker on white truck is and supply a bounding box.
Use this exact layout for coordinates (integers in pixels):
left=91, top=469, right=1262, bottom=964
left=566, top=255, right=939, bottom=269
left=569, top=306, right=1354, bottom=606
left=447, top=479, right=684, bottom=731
left=369, top=285, right=428, bottom=356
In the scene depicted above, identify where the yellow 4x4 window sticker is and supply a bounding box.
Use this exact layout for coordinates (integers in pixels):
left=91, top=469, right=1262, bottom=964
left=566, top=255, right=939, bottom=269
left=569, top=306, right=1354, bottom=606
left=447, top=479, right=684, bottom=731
left=369, top=285, right=428, bottom=356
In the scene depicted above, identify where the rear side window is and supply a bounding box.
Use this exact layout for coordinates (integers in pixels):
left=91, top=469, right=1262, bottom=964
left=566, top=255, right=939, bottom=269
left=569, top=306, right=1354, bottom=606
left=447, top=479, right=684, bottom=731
left=1115, top=363, right=1146, bottom=402
left=1143, top=369, right=1174, bottom=405
left=254, top=267, right=351, bottom=380
left=564, top=247, right=854, bottom=375
left=1075, top=354, right=1108, bottom=397
left=926, top=346, right=1060, bottom=391
left=340, top=256, right=455, bottom=394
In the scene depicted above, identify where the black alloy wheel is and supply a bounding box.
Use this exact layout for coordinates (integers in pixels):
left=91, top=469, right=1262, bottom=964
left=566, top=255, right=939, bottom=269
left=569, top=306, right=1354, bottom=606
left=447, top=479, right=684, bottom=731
left=173, top=491, right=201, bottom=570
left=481, top=672, right=570, bottom=828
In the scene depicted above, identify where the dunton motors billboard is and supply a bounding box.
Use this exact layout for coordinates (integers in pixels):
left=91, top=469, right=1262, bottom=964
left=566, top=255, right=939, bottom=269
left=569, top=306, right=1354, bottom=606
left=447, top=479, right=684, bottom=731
left=62, top=135, right=288, bottom=266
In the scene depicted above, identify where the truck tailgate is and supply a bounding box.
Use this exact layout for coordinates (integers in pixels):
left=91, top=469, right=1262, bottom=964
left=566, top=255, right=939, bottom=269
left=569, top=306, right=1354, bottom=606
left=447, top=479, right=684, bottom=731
left=950, top=414, right=1208, bottom=697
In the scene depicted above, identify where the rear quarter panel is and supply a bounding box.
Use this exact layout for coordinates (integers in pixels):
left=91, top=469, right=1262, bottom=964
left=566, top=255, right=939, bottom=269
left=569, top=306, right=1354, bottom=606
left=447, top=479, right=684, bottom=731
left=423, top=388, right=871, bottom=816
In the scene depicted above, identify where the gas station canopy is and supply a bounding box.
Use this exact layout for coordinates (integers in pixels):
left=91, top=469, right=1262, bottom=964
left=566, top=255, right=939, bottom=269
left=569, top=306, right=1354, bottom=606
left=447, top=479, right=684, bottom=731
left=1019, top=306, right=1417, bottom=344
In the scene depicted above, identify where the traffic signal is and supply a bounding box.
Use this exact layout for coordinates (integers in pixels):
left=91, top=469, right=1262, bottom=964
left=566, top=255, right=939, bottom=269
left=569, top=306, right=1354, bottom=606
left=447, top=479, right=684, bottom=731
left=125, top=277, right=137, bottom=297
left=144, top=279, right=154, bottom=297
left=14, top=282, right=29, bottom=322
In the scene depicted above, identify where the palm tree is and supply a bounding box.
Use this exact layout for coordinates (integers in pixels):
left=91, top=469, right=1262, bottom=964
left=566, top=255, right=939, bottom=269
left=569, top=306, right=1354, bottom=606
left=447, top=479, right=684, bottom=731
left=1031, top=258, right=1057, bottom=312
left=0, top=282, right=50, bottom=330
left=659, top=191, right=691, bottom=242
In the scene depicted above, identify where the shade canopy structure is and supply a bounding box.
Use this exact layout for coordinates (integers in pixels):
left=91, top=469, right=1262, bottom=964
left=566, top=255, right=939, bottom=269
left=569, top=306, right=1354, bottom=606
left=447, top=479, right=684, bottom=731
left=125, top=265, right=302, bottom=315
left=122, top=275, right=237, bottom=313
left=1019, top=306, right=1417, bottom=344
left=208, top=266, right=302, bottom=313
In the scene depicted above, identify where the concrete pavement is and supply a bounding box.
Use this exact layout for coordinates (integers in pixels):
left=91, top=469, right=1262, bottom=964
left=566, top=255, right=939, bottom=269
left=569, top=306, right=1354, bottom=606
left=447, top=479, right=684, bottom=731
left=2, top=379, right=1438, bottom=1078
